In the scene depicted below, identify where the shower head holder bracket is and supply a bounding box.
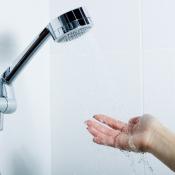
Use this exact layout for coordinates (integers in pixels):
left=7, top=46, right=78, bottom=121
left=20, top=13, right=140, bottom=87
left=0, top=78, right=17, bottom=130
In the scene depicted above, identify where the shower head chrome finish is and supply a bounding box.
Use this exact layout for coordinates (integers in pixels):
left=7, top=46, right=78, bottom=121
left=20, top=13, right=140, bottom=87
left=48, top=7, right=93, bottom=42
left=2, top=7, right=93, bottom=84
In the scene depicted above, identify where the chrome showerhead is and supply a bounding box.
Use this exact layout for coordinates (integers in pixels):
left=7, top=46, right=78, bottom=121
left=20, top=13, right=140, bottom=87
left=2, top=6, right=93, bottom=84
left=48, top=7, right=93, bottom=42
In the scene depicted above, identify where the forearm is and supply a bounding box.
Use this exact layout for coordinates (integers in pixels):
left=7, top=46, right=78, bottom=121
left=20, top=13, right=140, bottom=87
left=148, top=122, right=175, bottom=171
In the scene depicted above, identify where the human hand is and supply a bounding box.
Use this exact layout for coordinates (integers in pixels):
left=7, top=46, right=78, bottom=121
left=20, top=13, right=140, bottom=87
left=85, top=114, right=158, bottom=152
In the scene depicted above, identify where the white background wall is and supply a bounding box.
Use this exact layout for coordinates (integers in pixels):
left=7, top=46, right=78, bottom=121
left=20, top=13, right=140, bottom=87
left=0, top=0, right=175, bottom=175
left=0, top=0, right=51, bottom=175
left=50, top=0, right=175, bottom=175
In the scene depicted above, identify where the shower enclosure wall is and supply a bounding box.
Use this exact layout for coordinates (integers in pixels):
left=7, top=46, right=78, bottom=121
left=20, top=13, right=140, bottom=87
left=0, top=0, right=175, bottom=175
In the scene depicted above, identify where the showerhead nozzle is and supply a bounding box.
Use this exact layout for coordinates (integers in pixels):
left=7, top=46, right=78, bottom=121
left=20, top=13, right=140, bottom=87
left=48, top=7, right=93, bottom=42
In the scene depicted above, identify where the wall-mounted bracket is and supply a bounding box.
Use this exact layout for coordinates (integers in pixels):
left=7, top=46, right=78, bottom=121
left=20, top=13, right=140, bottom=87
left=0, top=78, right=17, bottom=130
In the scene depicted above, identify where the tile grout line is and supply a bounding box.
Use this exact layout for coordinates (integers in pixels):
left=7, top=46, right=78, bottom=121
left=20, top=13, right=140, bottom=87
left=138, top=0, right=145, bottom=115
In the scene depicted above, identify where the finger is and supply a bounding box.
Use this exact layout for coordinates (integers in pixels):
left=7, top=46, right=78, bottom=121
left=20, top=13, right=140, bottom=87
left=87, top=127, right=115, bottom=147
left=86, top=120, right=120, bottom=137
left=128, top=117, right=141, bottom=133
left=93, top=114, right=128, bottom=132
left=93, top=136, right=115, bottom=147
left=93, top=137, right=101, bottom=144
left=87, top=126, right=106, bottom=138
left=129, top=117, right=140, bottom=125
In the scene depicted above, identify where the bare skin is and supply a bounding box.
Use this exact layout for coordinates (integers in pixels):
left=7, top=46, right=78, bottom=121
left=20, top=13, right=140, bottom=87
left=85, top=114, right=175, bottom=172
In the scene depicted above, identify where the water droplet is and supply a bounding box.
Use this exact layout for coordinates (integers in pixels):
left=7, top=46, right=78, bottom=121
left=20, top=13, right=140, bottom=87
left=120, top=150, right=154, bottom=175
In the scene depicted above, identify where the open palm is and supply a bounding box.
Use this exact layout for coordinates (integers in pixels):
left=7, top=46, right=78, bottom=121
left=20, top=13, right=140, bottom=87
left=85, top=114, right=156, bottom=152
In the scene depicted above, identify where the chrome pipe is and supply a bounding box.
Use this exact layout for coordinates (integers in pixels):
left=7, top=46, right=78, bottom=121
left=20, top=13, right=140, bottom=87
left=2, top=28, right=50, bottom=84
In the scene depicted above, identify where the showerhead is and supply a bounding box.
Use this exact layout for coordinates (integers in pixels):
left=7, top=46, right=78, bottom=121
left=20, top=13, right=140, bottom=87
left=2, top=6, right=93, bottom=84
left=48, top=7, right=93, bottom=42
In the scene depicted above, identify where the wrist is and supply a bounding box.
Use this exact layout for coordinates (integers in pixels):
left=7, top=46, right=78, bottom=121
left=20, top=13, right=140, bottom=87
left=145, top=118, right=163, bottom=153
left=146, top=121, right=175, bottom=171
left=147, top=123, right=161, bottom=153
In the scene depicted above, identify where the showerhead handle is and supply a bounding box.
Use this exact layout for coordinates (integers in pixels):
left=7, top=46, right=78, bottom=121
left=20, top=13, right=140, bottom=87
left=2, top=28, right=50, bottom=84
left=2, top=7, right=93, bottom=84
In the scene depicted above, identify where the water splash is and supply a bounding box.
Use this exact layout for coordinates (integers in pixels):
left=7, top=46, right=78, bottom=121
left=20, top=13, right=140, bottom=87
left=138, top=153, right=154, bottom=175
left=122, top=151, right=154, bottom=175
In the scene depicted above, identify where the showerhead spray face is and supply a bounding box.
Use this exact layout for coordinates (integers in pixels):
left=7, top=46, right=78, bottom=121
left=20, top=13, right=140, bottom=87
left=48, top=7, right=93, bottom=42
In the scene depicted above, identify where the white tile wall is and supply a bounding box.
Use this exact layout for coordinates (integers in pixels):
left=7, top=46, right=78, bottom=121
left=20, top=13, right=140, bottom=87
left=50, top=0, right=175, bottom=175
left=0, top=0, right=174, bottom=174
left=142, top=0, right=175, bottom=49
left=0, top=0, right=51, bottom=175
left=50, top=0, right=143, bottom=174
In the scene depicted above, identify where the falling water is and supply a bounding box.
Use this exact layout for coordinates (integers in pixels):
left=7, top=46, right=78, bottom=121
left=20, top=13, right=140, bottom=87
left=122, top=151, right=154, bottom=175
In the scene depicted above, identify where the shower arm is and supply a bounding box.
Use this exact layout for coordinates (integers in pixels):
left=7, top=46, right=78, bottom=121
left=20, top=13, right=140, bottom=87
left=2, top=27, right=50, bottom=84
left=0, top=27, right=51, bottom=130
